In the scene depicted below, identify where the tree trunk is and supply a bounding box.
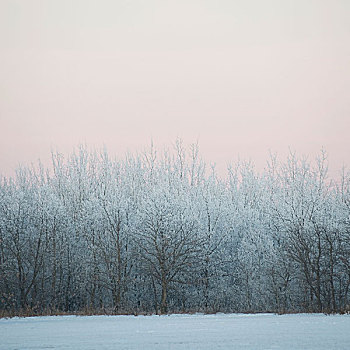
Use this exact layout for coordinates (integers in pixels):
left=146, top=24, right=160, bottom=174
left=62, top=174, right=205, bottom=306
left=161, top=279, right=168, bottom=314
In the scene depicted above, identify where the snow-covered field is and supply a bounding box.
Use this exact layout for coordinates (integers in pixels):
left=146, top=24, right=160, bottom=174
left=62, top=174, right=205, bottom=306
left=0, top=313, right=349, bottom=350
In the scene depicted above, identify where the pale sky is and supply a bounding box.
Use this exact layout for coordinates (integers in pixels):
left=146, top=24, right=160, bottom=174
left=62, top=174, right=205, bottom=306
left=1, top=0, right=349, bottom=178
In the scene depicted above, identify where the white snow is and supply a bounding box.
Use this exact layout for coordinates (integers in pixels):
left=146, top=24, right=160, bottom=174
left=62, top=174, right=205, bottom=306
left=0, top=313, right=349, bottom=349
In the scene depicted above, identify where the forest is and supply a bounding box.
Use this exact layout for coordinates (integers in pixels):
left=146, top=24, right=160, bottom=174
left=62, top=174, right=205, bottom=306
left=0, top=142, right=349, bottom=316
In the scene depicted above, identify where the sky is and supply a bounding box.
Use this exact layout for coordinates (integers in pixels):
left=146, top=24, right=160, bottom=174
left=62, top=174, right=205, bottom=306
left=0, top=0, right=349, bottom=178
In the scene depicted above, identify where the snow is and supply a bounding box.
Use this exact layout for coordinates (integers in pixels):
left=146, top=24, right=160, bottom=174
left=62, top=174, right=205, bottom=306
left=0, top=313, right=349, bottom=349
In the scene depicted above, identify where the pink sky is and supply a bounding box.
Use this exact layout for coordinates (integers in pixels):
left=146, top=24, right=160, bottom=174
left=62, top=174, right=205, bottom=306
left=1, top=0, right=349, bottom=178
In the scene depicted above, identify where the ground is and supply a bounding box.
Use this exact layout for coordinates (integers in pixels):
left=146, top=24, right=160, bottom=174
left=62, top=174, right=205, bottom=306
left=0, top=313, right=349, bottom=349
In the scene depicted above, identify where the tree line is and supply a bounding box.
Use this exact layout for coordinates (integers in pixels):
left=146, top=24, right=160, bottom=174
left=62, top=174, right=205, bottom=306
left=0, top=143, right=349, bottom=316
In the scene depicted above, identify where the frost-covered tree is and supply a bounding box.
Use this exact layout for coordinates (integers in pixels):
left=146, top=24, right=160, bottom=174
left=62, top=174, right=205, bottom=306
left=0, top=143, right=349, bottom=316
